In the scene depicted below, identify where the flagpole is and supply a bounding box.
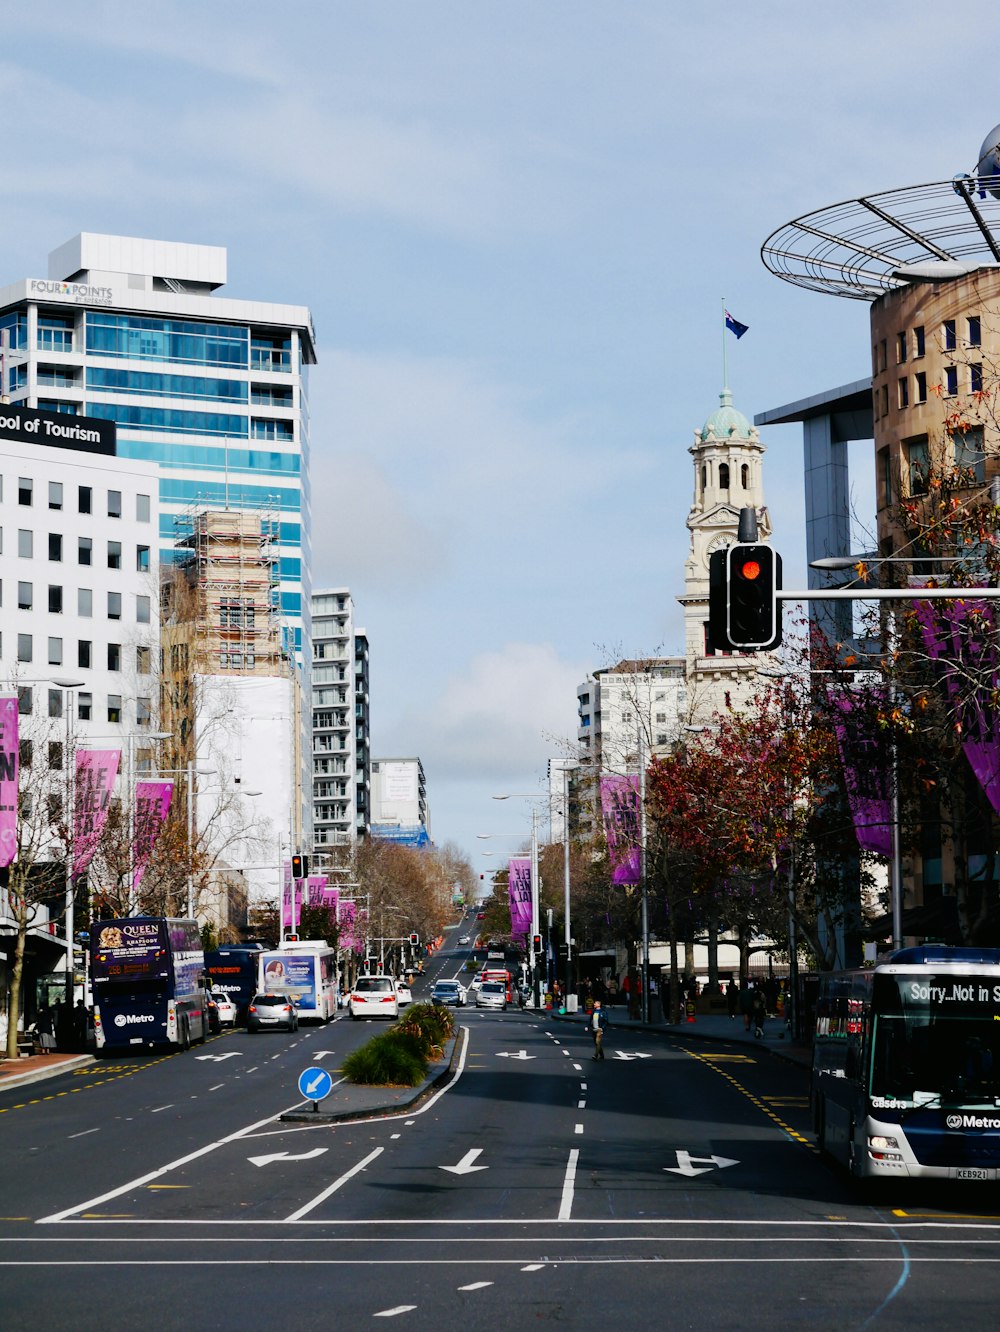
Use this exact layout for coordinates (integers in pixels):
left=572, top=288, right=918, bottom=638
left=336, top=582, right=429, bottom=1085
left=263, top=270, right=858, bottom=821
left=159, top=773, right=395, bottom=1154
left=721, top=296, right=728, bottom=390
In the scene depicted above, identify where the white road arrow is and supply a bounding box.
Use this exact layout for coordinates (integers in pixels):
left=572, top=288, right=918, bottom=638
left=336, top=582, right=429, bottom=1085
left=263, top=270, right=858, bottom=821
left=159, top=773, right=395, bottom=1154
left=248, top=1148, right=329, bottom=1168
left=612, top=1051, right=653, bottom=1061
left=496, top=1051, right=536, bottom=1060
left=194, top=1052, right=242, bottom=1062
left=664, top=1149, right=739, bottom=1178
left=440, top=1149, right=488, bottom=1175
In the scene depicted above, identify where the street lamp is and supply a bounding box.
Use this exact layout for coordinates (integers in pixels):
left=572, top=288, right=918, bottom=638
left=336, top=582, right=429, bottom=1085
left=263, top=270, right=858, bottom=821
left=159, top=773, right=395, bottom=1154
left=49, top=678, right=85, bottom=994
left=482, top=801, right=542, bottom=1005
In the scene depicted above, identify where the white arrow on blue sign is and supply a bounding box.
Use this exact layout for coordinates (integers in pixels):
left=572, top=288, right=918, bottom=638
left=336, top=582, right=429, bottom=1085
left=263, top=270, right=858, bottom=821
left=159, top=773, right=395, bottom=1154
left=298, top=1067, right=334, bottom=1102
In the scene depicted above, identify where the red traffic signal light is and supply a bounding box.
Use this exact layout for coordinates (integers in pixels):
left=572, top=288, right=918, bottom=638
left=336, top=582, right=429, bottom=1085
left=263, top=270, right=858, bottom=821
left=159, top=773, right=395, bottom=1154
left=532, top=934, right=542, bottom=951
left=725, top=543, right=782, bottom=651
left=409, top=932, right=420, bottom=946
left=291, top=853, right=308, bottom=879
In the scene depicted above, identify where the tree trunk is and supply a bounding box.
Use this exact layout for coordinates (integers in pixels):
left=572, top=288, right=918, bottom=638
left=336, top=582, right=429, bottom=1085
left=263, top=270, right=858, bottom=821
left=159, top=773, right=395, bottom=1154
left=707, top=916, right=720, bottom=992
left=684, top=930, right=695, bottom=985
left=5, top=908, right=28, bottom=1060
left=668, top=904, right=680, bottom=1024
left=738, top=922, right=750, bottom=985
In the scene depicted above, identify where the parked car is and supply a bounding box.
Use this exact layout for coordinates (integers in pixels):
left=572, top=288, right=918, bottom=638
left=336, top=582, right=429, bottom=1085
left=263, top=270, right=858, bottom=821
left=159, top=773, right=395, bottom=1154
left=211, top=992, right=238, bottom=1027
left=395, top=978, right=412, bottom=1007
left=349, top=975, right=400, bottom=1020
left=431, top=979, right=467, bottom=1007
left=476, top=981, right=507, bottom=1011
left=247, top=993, right=299, bottom=1033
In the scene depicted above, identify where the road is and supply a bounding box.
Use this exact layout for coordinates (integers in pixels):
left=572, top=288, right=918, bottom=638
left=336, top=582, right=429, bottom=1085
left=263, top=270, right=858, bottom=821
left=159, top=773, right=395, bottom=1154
left=2, top=924, right=1000, bottom=1329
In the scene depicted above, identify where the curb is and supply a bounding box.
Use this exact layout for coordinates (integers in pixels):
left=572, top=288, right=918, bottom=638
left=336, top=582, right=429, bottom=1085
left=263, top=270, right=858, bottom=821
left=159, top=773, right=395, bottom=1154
left=0, top=1054, right=96, bottom=1091
left=279, top=1027, right=466, bottom=1124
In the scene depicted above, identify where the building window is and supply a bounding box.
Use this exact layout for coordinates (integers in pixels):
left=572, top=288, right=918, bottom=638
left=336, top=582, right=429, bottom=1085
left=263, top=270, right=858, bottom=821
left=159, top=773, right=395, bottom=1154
left=945, top=366, right=958, bottom=397
left=136, top=544, right=150, bottom=572
left=915, top=371, right=927, bottom=403
left=968, top=315, right=981, bottom=347
left=880, top=384, right=889, bottom=415
left=107, top=591, right=122, bottom=620
left=74, top=536, right=91, bottom=566
left=78, top=640, right=92, bottom=669
left=107, top=695, right=122, bottom=724
left=944, top=319, right=956, bottom=351
left=48, top=585, right=62, bottom=613
left=48, top=637, right=62, bottom=665
left=78, top=486, right=92, bottom=514
left=48, top=533, right=62, bottom=562
left=880, top=448, right=893, bottom=508
left=136, top=494, right=150, bottom=522
left=17, top=634, right=31, bottom=663
left=48, top=690, right=63, bottom=719
left=78, top=588, right=92, bottom=617
left=136, top=645, right=151, bottom=674
left=971, top=363, right=983, bottom=394
left=914, top=325, right=925, bottom=357
left=136, top=595, right=151, bottom=624
left=955, top=426, right=986, bottom=483
left=107, top=541, right=121, bottom=570
left=78, top=692, right=92, bottom=721
left=17, top=687, right=31, bottom=716
left=107, top=643, right=121, bottom=671
left=137, top=697, right=152, bottom=726
left=897, top=332, right=907, bottom=363
left=898, top=377, right=909, bottom=408
left=18, top=529, right=32, bottom=558
left=878, top=340, right=887, bottom=372
left=107, top=490, right=122, bottom=518
left=17, top=582, right=32, bottom=611
left=48, top=741, right=63, bottom=771
left=18, top=477, right=32, bottom=506
left=48, top=481, right=63, bottom=510
left=741, top=463, right=749, bottom=488
left=718, top=463, right=730, bottom=489
left=908, top=437, right=929, bottom=496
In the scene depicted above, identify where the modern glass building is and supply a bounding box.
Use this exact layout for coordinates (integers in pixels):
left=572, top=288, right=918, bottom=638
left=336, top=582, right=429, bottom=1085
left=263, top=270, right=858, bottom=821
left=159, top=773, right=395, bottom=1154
left=0, top=233, right=316, bottom=666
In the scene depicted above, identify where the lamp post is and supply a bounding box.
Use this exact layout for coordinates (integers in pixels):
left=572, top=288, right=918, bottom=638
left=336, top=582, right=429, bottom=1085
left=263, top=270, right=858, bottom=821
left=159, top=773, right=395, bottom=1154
left=49, top=678, right=85, bottom=996
left=482, top=801, right=542, bottom=1006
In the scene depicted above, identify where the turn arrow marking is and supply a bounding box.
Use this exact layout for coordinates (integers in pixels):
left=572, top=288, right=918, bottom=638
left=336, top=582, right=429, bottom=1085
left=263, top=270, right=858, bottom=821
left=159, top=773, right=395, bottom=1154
left=440, top=1149, right=488, bottom=1175
left=194, top=1052, right=242, bottom=1062
left=495, top=1051, right=535, bottom=1060
left=612, top=1052, right=652, bottom=1061
left=664, top=1149, right=739, bottom=1177
left=247, top=1148, right=329, bottom=1168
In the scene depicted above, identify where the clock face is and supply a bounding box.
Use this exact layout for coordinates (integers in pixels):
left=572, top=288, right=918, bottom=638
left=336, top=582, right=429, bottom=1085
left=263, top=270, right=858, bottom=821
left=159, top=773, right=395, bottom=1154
left=706, top=533, right=734, bottom=556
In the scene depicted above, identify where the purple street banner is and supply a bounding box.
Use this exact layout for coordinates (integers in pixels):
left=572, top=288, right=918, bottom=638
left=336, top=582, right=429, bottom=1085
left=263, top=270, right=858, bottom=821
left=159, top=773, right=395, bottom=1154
left=132, top=781, right=174, bottom=891
left=508, top=857, right=532, bottom=936
left=0, top=698, right=17, bottom=869
left=307, top=874, right=330, bottom=906
left=828, top=688, right=892, bottom=858
left=338, top=899, right=357, bottom=952
left=600, top=774, right=642, bottom=885
left=73, top=749, right=121, bottom=880
left=915, top=598, right=1000, bottom=815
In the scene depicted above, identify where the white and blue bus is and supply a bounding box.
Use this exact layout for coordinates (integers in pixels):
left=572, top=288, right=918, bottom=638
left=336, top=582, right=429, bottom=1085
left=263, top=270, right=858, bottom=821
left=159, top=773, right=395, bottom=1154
left=91, top=917, right=208, bottom=1055
left=259, top=940, right=338, bottom=1022
left=813, top=945, right=1000, bottom=1182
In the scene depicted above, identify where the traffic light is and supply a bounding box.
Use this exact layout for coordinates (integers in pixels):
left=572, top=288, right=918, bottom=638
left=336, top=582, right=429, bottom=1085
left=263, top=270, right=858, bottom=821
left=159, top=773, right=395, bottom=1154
left=532, top=934, right=542, bottom=952
left=409, top=932, right=419, bottom=946
left=726, top=543, right=782, bottom=651
left=291, top=853, right=309, bottom=879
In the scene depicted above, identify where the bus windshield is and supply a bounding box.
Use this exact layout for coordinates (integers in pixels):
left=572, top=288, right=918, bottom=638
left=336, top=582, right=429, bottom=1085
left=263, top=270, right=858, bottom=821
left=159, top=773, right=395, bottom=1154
left=870, top=973, right=1000, bottom=1107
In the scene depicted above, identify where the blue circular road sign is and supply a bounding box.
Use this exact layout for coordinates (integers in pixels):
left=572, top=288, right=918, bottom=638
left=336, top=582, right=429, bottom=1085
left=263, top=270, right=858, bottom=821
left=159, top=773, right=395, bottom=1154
left=298, top=1067, right=334, bottom=1102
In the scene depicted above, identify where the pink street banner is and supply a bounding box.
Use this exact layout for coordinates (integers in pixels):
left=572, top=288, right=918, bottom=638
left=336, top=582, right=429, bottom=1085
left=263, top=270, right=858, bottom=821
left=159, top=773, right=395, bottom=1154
left=338, top=899, right=358, bottom=952
left=508, top=857, right=532, bottom=937
left=0, top=698, right=17, bottom=869
left=828, top=688, right=893, bottom=858
left=73, top=749, right=121, bottom=880
left=132, top=781, right=174, bottom=891
left=600, top=774, right=641, bottom=885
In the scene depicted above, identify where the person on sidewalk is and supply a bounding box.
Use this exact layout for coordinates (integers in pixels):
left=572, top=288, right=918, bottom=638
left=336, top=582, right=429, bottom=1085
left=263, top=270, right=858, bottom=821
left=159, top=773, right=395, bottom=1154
left=587, top=999, right=608, bottom=1060
left=36, top=1005, right=55, bottom=1054
left=751, top=986, right=767, bottom=1039
left=726, top=978, right=739, bottom=1020
left=738, top=980, right=754, bottom=1032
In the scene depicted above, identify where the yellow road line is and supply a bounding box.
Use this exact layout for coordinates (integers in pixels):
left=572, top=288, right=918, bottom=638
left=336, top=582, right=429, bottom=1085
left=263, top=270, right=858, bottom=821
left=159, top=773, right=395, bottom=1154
left=681, top=1047, right=818, bottom=1154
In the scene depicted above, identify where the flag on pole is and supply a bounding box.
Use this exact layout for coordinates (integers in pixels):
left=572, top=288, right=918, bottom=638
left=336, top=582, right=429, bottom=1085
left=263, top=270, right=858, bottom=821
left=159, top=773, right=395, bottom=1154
left=725, top=309, right=749, bottom=339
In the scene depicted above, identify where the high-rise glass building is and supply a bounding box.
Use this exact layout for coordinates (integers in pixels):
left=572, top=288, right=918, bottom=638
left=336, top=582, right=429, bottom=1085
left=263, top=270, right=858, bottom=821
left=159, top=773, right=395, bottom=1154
left=0, top=232, right=316, bottom=665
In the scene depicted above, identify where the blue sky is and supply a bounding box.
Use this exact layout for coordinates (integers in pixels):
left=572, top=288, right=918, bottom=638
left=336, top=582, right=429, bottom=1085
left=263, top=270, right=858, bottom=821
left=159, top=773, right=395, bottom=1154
left=4, top=2, right=997, bottom=866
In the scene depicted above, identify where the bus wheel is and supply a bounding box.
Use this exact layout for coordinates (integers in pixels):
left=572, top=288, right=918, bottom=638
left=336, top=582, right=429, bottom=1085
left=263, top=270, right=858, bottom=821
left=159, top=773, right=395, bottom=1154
left=180, top=1021, right=191, bottom=1052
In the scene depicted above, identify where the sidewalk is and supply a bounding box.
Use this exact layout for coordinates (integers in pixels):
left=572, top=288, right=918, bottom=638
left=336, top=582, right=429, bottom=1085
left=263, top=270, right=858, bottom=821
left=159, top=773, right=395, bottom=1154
left=0, top=1050, right=94, bottom=1091
left=545, top=1004, right=812, bottom=1068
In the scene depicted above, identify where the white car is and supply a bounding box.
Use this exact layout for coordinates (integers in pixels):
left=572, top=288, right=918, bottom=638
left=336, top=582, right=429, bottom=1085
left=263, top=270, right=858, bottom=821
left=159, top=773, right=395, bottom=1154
left=395, top=979, right=412, bottom=1007
left=348, top=975, right=400, bottom=1020
left=458, top=935, right=471, bottom=945
left=476, top=981, right=507, bottom=1011
left=211, top=992, right=238, bottom=1027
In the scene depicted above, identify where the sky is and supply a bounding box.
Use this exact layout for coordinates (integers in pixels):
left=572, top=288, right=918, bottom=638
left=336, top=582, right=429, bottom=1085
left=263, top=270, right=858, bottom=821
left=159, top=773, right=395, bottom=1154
left=3, top=1, right=998, bottom=871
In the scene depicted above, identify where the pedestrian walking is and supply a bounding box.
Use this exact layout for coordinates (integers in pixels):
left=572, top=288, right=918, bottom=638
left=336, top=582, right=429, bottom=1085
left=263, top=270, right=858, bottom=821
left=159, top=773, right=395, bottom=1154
left=738, top=980, right=754, bottom=1032
left=751, top=986, right=767, bottom=1039
left=586, top=999, right=608, bottom=1061
left=36, top=1004, right=56, bottom=1054
left=726, top=978, right=739, bottom=1019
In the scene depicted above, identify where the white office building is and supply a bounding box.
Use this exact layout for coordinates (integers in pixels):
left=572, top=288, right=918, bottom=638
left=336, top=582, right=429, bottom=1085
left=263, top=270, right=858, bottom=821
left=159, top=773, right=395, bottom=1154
left=311, top=588, right=371, bottom=854
left=370, top=757, right=430, bottom=848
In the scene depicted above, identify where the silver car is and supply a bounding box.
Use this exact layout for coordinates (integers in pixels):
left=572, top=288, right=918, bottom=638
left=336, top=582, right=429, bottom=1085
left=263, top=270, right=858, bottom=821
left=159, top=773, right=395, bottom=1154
left=476, top=981, right=507, bottom=1011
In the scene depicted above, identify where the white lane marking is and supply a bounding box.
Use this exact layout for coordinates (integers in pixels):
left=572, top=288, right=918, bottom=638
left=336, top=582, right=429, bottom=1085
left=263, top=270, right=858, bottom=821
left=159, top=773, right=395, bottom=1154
left=573, top=1064, right=582, bottom=1071
left=285, top=1147, right=384, bottom=1222
left=578, top=1101, right=586, bottom=1109
left=374, top=1306, right=417, bottom=1317
left=245, top=1068, right=259, bottom=1074
left=391, top=1134, right=401, bottom=1140
left=558, top=1148, right=580, bottom=1221
left=458, top=1281, right=493, bottom=1290
left=209, top=1084, right=225, bottom=1092
left=37, top=1098, right=310, bottom=1224
left=575, top=1124, right=584, bottom=1135
left=248, top=1148, right=329, bottom=1168
left=580, top=1083, right=587, bottom=1090
left=68, top=1127, right=100, bottom=1139
left=522, top=1263, right=545, bottom=1271
left=150, top=1105, right=173, bottom=1114
left=562, top=1050, right=570, bottom=1057
left=440, top=1149, right=487, bottom=1175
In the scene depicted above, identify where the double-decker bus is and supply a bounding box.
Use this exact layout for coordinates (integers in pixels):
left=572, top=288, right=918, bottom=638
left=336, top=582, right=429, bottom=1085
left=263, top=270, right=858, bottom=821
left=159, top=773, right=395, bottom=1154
left=258, top=940, right=338, bottom=1022
left=813, top=945, right=1000, bottom=1181
left=91, top=917, right=208, bottom=1055
left=204, top=944, right=264, bottom=1022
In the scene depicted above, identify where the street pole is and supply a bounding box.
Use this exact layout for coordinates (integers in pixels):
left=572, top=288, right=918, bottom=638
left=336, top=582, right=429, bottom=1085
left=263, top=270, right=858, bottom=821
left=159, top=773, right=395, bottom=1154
left=639, top=727, right=650, bottom=1026
left=186, top=759, right=195, bottom=919
left=530, top=808, right=540, bottom=1008
left=562, top=766, right=573, bottom=1009
left=64, top=689, right=75, bottom=998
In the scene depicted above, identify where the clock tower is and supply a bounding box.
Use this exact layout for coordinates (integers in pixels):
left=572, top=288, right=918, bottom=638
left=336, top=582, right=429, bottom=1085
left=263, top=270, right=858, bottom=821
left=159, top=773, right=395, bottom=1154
left=678, top=387, right=772, bottom=724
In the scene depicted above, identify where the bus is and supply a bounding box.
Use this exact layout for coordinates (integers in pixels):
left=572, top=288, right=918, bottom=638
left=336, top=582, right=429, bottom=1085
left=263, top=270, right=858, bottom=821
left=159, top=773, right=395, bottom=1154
left=204, top=944, right=264, bottom=1022
left=258, top=940, right=338, bottom=1022
left=812, top=945, right=1000, bottom=1182
left=90, top=917, right=208, bottom=1055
